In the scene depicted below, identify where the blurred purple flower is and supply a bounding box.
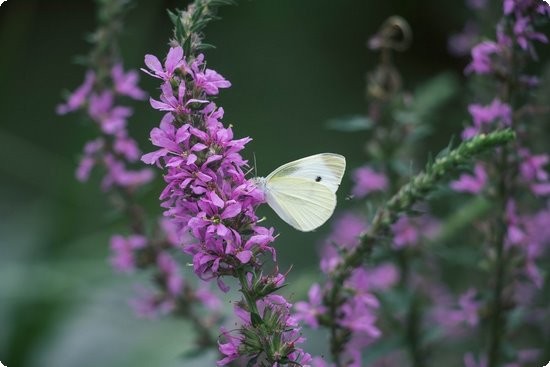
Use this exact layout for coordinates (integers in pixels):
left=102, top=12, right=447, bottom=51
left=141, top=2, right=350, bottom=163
left=88, top=91, right=133, bottom=135
left=469, top=99, right=512, bottom=127
left=295, top=283, right=327, bottom=328
left=391, top=215, right=439, bottom=249
left=157, top=252, right=184, bottom=296
left=465, top=41, right=499, bottom=74
left=110, top=234, right=147, bottom=273
left=351, top=166, right=388, bottom=198
left=319, top=212, right=367, bottom=273
left=56, top=70, right=96, bottom=114
left=449, top=21, right=480, bottom=57
left=450, top=163, right=487, bottom=194
left=111, top=63, right=147, bottom=100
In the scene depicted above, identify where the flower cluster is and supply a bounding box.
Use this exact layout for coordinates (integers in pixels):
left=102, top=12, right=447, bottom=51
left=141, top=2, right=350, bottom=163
left=295, top=213, right=397, bottom=365
left=449, top=1, right=550, bottom=365
left=451, top=0, right=550, bottom=288
left=142, top=45, right=310, bottom=365
left=57, top=9, right=223, bottom=342
left=57, top=64, right=153, bottom=190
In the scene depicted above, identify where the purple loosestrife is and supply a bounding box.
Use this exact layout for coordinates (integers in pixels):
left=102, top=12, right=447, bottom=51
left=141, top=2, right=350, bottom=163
left=141, top=45, right=311, bottom=366
left=454, top=1, right=550, bottom=365
left=57, top=0, right=224, bottom=351
left=59, top=62, right=224, bottom=325
left=58, top=63, right=154, bottom=191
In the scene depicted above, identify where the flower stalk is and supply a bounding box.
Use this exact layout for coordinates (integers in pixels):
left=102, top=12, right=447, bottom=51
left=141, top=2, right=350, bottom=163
left=58, top=0, right=220, bottom=352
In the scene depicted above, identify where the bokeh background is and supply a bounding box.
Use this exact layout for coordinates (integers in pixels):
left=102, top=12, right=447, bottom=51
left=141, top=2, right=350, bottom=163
left=0, top=1, right=546, bottom=366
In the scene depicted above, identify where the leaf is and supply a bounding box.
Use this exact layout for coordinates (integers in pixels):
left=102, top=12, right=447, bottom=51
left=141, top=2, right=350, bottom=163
left=326, top=115, right=374, bottom=132
left=250, top=312, right=263, bottom=327
left=410, top=72, right=459, bottom=123
left=167, top=9, right=179, bottom=26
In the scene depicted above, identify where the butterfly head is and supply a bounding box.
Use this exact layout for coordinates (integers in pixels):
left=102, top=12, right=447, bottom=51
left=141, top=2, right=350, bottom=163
left=250, top=176, right=268, bottom=192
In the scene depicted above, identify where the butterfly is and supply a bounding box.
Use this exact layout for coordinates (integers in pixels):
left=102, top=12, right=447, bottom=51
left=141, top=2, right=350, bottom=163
left=254, top=153, right=346, bottom=232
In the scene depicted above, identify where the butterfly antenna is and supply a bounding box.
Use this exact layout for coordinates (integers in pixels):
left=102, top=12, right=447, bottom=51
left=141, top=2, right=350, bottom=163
left=244, top=153, right=258, bottom=177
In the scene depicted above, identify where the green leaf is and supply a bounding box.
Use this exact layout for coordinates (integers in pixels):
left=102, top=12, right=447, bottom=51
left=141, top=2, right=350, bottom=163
left=410, top=72, right=459, bottom=123
left=167, top=9, right=179, bottom=26
left=326, top=115, right=374, bottom=132
left=250, top=312, right=263, bottom=327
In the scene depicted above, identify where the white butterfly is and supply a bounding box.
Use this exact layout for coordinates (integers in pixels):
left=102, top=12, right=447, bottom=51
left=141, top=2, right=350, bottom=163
left=254, top=153, right=346, bottom=232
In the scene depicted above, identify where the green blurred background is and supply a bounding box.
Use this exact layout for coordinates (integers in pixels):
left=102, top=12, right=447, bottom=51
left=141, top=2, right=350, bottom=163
left=0, top=0, right=506, bottom=366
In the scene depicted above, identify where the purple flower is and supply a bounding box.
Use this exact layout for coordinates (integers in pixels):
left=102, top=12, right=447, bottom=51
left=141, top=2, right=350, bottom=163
left=110, top=234, right=147, bottom=273
left=101, top=154, right=154, bottom=190
left=392, top=213, right=439, bottom=249
left=465, top=41, right=499, bottom=74
left=519, top=149, right=549, bottom=183
left=450, top=163, right=488, bottom=193
left=351, top=166, right=388, bottom=198
left=319, top=212, right=367, bottom=273
left=111, top=63, right=147, bottom=100
left=130, top=287, right=175, bottom=319
left=142, top=45, right=310, bottom=366
left=190, top=54, right=232, bottom=95
left=88, top=91, right=133, bottom=134
left=347, top=264, right=398, bottom=292
left=56, top=70, right=96, bottom=115
left=295, top=283, right=327, bottom=328
left=75, top=138, right=104, bottom=182
left=217, top=327, right=242, bottom=366
left=469, top=99, right=512, bottom=127
left=449, top=21, right=480, bottom=57
left=157, top=252, right=184, bottom=296
left=195, top=284, right=222, bottom=311
left=142, top=46, right=186, bottom=81
left=113, top=133, right=141, bottom=162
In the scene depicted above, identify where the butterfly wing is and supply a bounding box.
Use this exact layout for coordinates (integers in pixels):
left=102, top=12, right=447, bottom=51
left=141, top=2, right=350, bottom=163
left=265, top=176, right=337, bottom=232
left=266, top=153, right=346, bottom=193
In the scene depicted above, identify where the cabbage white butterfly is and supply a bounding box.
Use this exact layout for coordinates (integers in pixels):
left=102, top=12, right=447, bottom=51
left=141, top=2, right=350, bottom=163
left=254, top=153, right=346, bottom=232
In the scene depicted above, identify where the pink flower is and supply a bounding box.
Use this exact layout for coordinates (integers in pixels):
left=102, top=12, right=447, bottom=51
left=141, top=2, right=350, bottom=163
left=88, top=91, right=133, bottom=134
left=157, top=253, right=184, bottom=296
left=351, top=166, right=388, bottom=198
left=468, top=99, right=512, bottom=127
left=142, top=46, right=186, bottom=81
left=450, top=163, right=487, bottom=194
left=56, top=70, right=96, bottom=115
left=295, top=284, right=327, bottom=328
left=111, top=63, right=147, bottom=100
left=217, top=327, right=242, bottom=366
left=190, top=54, right=231, bottom=95
left=465, top=41, right=499, bottom=75
left=110, top=234, right=147, bottom=273
left=319, top=212, right=367, bottom=273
